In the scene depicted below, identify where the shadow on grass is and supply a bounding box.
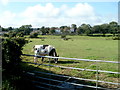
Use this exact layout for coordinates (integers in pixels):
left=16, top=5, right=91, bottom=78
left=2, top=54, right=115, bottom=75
left=21, top=61, right=107, bottom=90
left=45, top=60, right=80, bottom=64
left=3, top=60, right=112, bottom=90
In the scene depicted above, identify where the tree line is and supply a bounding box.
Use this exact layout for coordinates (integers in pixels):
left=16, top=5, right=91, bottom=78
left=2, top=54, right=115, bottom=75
left=1, top=21, right=120, bottom=38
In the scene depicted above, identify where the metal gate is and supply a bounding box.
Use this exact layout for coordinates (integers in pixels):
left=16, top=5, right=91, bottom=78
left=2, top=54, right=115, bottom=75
left=22, top=54, right=120, bottom=90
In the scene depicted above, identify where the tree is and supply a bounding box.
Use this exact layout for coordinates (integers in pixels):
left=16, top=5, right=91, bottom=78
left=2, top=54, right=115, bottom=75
left=109, top=21, right=118, bottom=36
left=80, top=24, right=92, bottom=36
left=71, top=24, right=77, bottom=33
left=118, top=25, right=120, bottom=34
left=17, top=31, right=24, bottom=37
left=8, top=27, right=13, bottom=31
left=40, top=26, right=46, bottom=35
left=19, top=25, right=32, bottom=35
left=64, top=26, right=70, bottom=35
left=60, top=26, right=67, bottom=33
left=8, top=31, right=17, bottom=37
left=29, top=32, right=38, bottom=38
left=92, top=25, right=101, bottom=34
left=109, top=21, right=118, bottom=25
left=3, top=33, right=9, bottom=37
left=100, top=24, right=109, bottom=36
left=76, top=26, right=83, bottom=35
left=60, top=26, right=70, bottom=34
left=0, top=25, right=2, bottom=31
left=50, top=27, right=56, bottom=34
left=2, top=27, right=8, bottom=31
left=45, top=27, right=50, bottom=34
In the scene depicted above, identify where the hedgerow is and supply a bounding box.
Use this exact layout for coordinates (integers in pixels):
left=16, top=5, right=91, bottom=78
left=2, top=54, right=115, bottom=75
left=2, top=37, right=28, bottom=90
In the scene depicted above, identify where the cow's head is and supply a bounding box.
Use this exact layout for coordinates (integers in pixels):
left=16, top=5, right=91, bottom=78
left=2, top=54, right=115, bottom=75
left=54, top=55, right=59, bottom=63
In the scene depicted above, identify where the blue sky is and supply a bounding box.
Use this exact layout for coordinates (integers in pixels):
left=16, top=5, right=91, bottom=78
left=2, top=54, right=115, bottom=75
left=0, top=0, right=118, bottom=28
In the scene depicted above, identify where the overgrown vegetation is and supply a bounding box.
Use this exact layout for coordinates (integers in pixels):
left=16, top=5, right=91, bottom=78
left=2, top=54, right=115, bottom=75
left=2, top=37, right=29, bottom=90
left=2, top=37, right=28, bottom=69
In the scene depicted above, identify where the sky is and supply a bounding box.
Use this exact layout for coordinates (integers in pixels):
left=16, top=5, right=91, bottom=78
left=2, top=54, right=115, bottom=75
left=0, top=0, right=119, bottom=28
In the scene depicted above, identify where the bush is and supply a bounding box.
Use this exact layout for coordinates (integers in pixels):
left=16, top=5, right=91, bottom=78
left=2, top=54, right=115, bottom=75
left=61, top=35, right=71, bottom=41
left=112, top=36, right=120, bottom=40
left=2, top=37, right=28, bottom=70
left=61, top=34, right=66, bottom=39
left=29, top=32, right=38, bottom=38
left=17, top=32, right=24, bottom=37
left=2, top=37, right=28, bottom=89
left=8, top=32, right=17, bottom=37
left=3, top=31, right=24, bottom=38
left=3, top=33, right=9, bottom=37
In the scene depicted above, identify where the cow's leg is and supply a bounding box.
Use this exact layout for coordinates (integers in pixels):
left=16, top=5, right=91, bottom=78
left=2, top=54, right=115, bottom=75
left=41, top=57, right=44, bottom=62
left=48, top=58, right=51, bottom=63
left=34, top=57, right=38, bottom=63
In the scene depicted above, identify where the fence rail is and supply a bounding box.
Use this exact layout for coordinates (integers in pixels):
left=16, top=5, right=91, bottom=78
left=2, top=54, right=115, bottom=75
left=29, top=71, right=119, bottom=85
left=26, top=71, right=108, bottom=90
left=24, top=62, right=119, bottom=74
left=22, top=54, right=120, bottom=64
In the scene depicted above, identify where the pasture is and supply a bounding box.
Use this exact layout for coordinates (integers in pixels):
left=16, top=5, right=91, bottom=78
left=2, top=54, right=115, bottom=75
left=22, top=35, right=119, bottom=88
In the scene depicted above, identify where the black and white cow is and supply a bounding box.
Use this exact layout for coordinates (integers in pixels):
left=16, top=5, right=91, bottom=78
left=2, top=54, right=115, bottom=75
left=33, top=45, right=59, bottom=63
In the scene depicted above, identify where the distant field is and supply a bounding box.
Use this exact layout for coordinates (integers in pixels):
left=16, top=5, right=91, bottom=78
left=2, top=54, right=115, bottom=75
left=22, top=35, right=119, bottom=88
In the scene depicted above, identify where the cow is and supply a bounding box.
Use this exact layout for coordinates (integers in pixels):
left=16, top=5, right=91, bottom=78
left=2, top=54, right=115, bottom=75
left=33, top=45, right=59, bottom=63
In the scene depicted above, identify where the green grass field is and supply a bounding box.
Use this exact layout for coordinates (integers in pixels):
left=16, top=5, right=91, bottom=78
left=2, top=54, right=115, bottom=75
left=23, top=35, right=118, bottom=61
left=22, top=35, right=119, bottom=88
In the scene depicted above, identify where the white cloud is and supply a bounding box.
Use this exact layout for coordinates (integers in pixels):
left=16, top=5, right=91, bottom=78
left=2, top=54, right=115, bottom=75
left=0, top=11, right=17, bottom=27
left=0, top=0, right=9, bottom=5
left=22, top=3, right=60, bottom=18
left=0, top=3, right=116, bottom=28
left=19, top=3, right=103, bottom=27
left=66, top=3, right=94, bottom=17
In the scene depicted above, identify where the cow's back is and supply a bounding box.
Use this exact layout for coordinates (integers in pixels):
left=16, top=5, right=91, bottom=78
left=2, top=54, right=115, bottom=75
left=34, top=45, right=55, bottom=55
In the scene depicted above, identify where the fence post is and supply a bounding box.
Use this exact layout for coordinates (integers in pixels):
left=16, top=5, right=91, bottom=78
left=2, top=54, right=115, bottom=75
left=96, top=62, right=99, bottom=90
left=49, top=59, right=52, bottom=90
